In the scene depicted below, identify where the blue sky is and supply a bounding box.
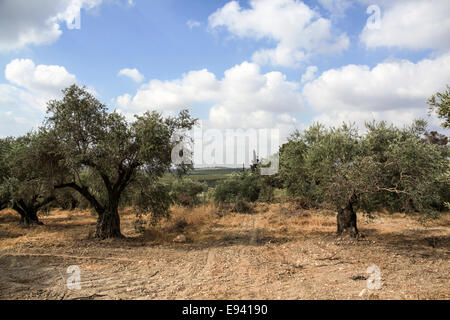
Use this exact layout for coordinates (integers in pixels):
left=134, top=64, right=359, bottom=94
left=0, top=0, right=449, bottom=164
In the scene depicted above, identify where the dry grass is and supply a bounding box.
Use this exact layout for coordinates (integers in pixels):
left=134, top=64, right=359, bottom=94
left=143, top=205, right=217, bottom=243
left=0, top=204, right=449, bottom=300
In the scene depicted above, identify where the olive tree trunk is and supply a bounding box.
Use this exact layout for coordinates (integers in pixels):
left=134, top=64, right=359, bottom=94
left=56, top=177, right=128, bottom=239
left=337, top=194, right=358, bottom=237
left=12, top=203, right=44, bottom=226
left=95, top=204, right=122, bottom=239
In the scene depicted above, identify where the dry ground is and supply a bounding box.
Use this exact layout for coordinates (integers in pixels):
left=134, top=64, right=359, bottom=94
left=0, top=203, right=449, bottom=300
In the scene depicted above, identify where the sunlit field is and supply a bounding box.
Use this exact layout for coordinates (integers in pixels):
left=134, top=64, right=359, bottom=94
left=1, top=204, right=448, bottom=300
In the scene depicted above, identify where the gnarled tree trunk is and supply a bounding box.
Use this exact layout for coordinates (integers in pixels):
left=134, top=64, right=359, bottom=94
left=22, top=209, right=42, bottom=226
left=56, top=183, right=124, bottom=239
left=13, top=202, right=44, bottom=226
left=95, top=203, right=122, bottom=239
left=56, top=167, right=134, bottom=239
left=337, top=193, right=358, bottom=237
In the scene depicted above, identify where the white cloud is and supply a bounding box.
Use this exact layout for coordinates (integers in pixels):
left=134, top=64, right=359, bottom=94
left=187, top=20, right=201, bottom=29
left=301, top=66, right=318, bottom=83
left=360, top=0, right=450, bottom=50
left=0, top=0, right=103, bottom=52
left=303, top=53, right=450, bottom=130
left=4, top=59, right=76, bottom=112
left=6, top=59, right=76, bottom=94
left=318, top=0, right=352, bottom=17
left=115, top=61, right=303, bottom=167
left=0, top=59, right=78, bottom=137
left=117, top=68, right=219, bottom=112
left=118, top=68, right=145, bottom=83
left=116, top=61, right=303, bottom=129
left=208, top=0, right=349, bottom=67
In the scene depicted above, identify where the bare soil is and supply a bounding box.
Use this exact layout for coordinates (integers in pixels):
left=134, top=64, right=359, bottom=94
left=0, top=204, right=449, bottom=300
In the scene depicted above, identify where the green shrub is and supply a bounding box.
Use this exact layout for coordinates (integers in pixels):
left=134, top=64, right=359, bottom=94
left=214, top=171, right=261, bottom=213
left=169, top=178, right=207, bottom=207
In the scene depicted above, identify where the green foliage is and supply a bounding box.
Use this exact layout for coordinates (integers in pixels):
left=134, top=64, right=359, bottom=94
left=0, top=138, right=13, bottom=210
left=134, top=181, right=173, bottom=226
left=169, top=177, right=207, bottom=207
left=53, top=189, right=79, bottom=210
left=279, top=119, right=449, bottom=214
left=214, top=171, right=261, bottom=212
left=41, top=85, right=197, bottom=235
left=361, top=120, right=448, bottom=212
left=428, top=85, right=450, bottom=128
left=259, top=176, right=276, bottom=203
left=279, top=123, right=360, bottom=203
left=0, top=132, right=59, bottom=223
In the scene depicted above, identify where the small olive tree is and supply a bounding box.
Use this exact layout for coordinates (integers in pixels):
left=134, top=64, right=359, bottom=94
left=0, top=133, right=58, bottom=225
left=169, top=177, right=207, bottom=207
left=43, top=85, right=196, bottom=238
left=214, top=171, right=261, bottom=213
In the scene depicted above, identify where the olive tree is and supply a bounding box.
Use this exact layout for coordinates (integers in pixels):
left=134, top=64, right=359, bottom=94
left=44, top=85, right=196, bottom=238
left=428, top=85, right=450, bottom=128
left=279, top=123, right=360, bottom=204
left=0, top=137, right=13, bottom=211
left=427, top=85, right=450, bottom=211
left=279, top=120, right=449, bottom=236
left=0, top=133, right=58, bottom=225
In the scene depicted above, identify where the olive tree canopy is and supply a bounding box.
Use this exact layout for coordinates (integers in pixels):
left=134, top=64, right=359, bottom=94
left=278, top=119, right=449, bottom=236
left=44, top=85, right=197, bottom=238
left=0, top=133, right=59, bottom=225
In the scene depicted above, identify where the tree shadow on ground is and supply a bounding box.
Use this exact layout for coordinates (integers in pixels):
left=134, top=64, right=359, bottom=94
left=359, top=226, right=450, bottom=256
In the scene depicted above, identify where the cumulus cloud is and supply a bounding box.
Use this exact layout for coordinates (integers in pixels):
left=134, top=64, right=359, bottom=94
left=0, top=59, right=78, bottom=137
left=359, top=0, right=450, bottom=50
left=303, top=53, right=450, bottom=129
left=208, top=0, right=349, bottom=67
left=4, top=59, right=76, bottom=111
left=318, top=0, right=353, bottom=17
left=116, top=68, right=219, bottom=112
left=301, top=66, right=318, bottom=83
left=6, top=59, right=76, bottom=94
left=115, top=61, right=303, bottom=167
left=187, top=20, right=201, bottom=29
left=116, top=61, right=302, bottom=129
left=0, top=0, right=103, bottom=52
left=118, top=68, right=145, bottom=83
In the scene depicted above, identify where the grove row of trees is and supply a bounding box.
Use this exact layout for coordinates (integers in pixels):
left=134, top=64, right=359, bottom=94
left=0, top=85, right=197, bottom=238
left=0, top=84, right=449, bottom=238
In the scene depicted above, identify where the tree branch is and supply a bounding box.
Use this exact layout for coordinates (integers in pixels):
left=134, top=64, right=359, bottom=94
left=376, top=187, right=411, bottom=195
left=80, top=159, right=113, bottom=194
left=35, top=195, right=56, bottom=211
left=55, top=182, right=105, bottom=215
left=114, top=162, right=140, bottom=195
left=12, top=202, right=26, bottom=218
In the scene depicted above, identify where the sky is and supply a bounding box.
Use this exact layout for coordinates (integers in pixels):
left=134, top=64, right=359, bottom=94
left=0, top=0, right=449, bottom=166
